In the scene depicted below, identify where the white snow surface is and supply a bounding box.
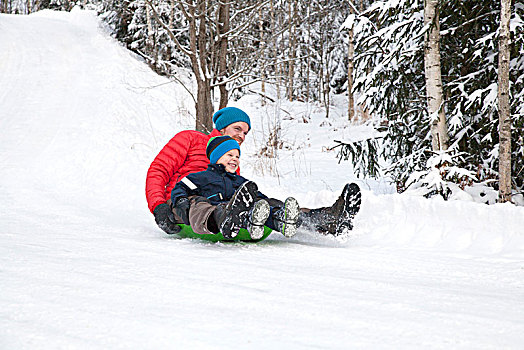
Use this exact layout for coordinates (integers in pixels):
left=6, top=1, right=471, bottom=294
left=1, top=9, right=524, bottom=349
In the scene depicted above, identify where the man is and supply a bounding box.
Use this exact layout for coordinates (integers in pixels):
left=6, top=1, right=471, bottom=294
left=146, top=106, right=361, bottom=236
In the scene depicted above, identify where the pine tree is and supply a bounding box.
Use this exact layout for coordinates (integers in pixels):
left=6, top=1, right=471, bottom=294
left=335, top=0, right=523, bottom=199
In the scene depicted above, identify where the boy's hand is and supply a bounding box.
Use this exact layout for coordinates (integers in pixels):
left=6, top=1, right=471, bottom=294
left=174, top=197, right=190, bottom=225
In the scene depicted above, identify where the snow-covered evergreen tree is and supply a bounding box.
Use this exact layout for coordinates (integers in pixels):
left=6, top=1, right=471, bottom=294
left=1, top=0, right=78, bottom=13
left=339, top=0, right=524, bottom=199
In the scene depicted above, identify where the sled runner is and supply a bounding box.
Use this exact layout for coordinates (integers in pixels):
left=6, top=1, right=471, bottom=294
left=176, top=224, right=273, bottom=242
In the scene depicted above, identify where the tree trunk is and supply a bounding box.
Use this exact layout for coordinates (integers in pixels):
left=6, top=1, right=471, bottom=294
left=306, top=4, right=311, bottom=103
left=188, top=0, right=213, bottom=132
left=217, top=0, right=230, bottom=109
left=287, top=0, right=297, bottom=101
left=347, top=11, right=355, bottom=121
left=165, top=0, right=175, bottom=74
left=324, top=50, right=331, bottom=119
left=259, top=6, right=266, bottom=105
left=498, top=0, right=512, bottom=202
left=318, top=29, right=324, bottom=107
left=169, top=0, right=174, bottom=30
left=145, top=1, right=155, bottom=68
left=270, top=0, right=281, bottom=100
left=196, top=80, right=213, bottom=132
left=424, top=0, right=449, bottom=151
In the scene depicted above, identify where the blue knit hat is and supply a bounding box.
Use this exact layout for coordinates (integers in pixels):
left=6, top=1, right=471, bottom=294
left=206, top=136, right=241, bottom=164
left=212, top=107, right=251, bottom=131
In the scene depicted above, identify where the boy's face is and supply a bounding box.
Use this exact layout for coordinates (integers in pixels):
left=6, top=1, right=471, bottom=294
left=217, top=149, right=240, bottom=173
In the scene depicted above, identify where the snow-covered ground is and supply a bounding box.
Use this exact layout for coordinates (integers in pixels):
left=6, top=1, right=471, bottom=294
left=1, top=9, right=523, bottom=349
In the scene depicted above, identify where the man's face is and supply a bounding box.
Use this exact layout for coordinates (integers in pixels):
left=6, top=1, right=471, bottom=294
left=220, top=122, right=249, bottom=146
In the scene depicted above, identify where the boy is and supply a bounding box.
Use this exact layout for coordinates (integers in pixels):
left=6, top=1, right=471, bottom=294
left=171, top=136, right=300, bottom=239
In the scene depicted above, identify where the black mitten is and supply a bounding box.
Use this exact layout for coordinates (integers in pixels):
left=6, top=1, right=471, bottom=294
left=153, top=203, right=180, bottom=234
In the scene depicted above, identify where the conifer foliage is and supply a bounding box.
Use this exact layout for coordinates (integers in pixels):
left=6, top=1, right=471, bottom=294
left=341, top=0, right=523, bottom=200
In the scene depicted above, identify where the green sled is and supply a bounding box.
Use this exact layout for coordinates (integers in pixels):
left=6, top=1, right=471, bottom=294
left=176, top=224, right=273, bottom=243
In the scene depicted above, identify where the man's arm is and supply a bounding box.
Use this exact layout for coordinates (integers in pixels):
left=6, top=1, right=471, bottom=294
left=145, top=132, right=193, bottom=213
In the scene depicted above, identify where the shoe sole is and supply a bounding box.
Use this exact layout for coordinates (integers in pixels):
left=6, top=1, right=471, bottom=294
left=281, top=197, right=299, bottom=238
left=335, top=183, right=361, bottom=235
left=220, top=181, right=258, bottom=238
left=345, top=183, right=362, bottom=216
left=248, top=200, right=270, bottom=240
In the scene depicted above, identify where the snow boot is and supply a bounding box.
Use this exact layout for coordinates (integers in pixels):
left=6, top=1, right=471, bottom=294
left=218, top=181, right=258, bottom=238
left=246, top=199, right=270, bottom=240
left=273, top=197, right=300, bottom=238
left=304, top=183, right=361, bottom=236
left=333, top=183, right=361, bottom=235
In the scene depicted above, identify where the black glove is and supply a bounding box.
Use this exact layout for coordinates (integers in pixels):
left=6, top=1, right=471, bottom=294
left=173, top=197, right=190, bottom=225
left=153, top=203, right=180, bottom=234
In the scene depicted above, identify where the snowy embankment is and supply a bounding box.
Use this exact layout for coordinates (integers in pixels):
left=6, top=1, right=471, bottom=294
left=1, top=9, right=523, bottom=349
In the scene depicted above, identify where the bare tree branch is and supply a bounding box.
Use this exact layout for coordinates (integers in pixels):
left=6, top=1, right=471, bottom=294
left=145, top=0, right=192, bottom=57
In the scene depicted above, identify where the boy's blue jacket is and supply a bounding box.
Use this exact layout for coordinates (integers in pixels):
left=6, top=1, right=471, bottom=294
left=171, top=164, right=266, bottom=205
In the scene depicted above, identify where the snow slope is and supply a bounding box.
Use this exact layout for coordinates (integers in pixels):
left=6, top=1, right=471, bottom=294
left=1, top=8, right=523, bottom=349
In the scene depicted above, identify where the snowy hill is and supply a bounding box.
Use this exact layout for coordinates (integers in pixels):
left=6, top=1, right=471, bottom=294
left=1, top=9, right=524, bottom=349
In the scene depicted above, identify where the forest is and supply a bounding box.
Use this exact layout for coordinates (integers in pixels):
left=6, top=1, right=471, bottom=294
left=2, top=0, right=522, bottom=204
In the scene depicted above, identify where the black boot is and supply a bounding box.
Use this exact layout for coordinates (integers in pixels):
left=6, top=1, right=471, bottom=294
left=245, top=199, right=270, bottom=239
left=305, top=183, right=361, bottom=236
left=207, top=203, right=226, bottom=234
left=217, top=181, right=258, bottom=238
left=333, top=183, right=361, bottom=235
left=272, top=197, right=300, bottom=238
